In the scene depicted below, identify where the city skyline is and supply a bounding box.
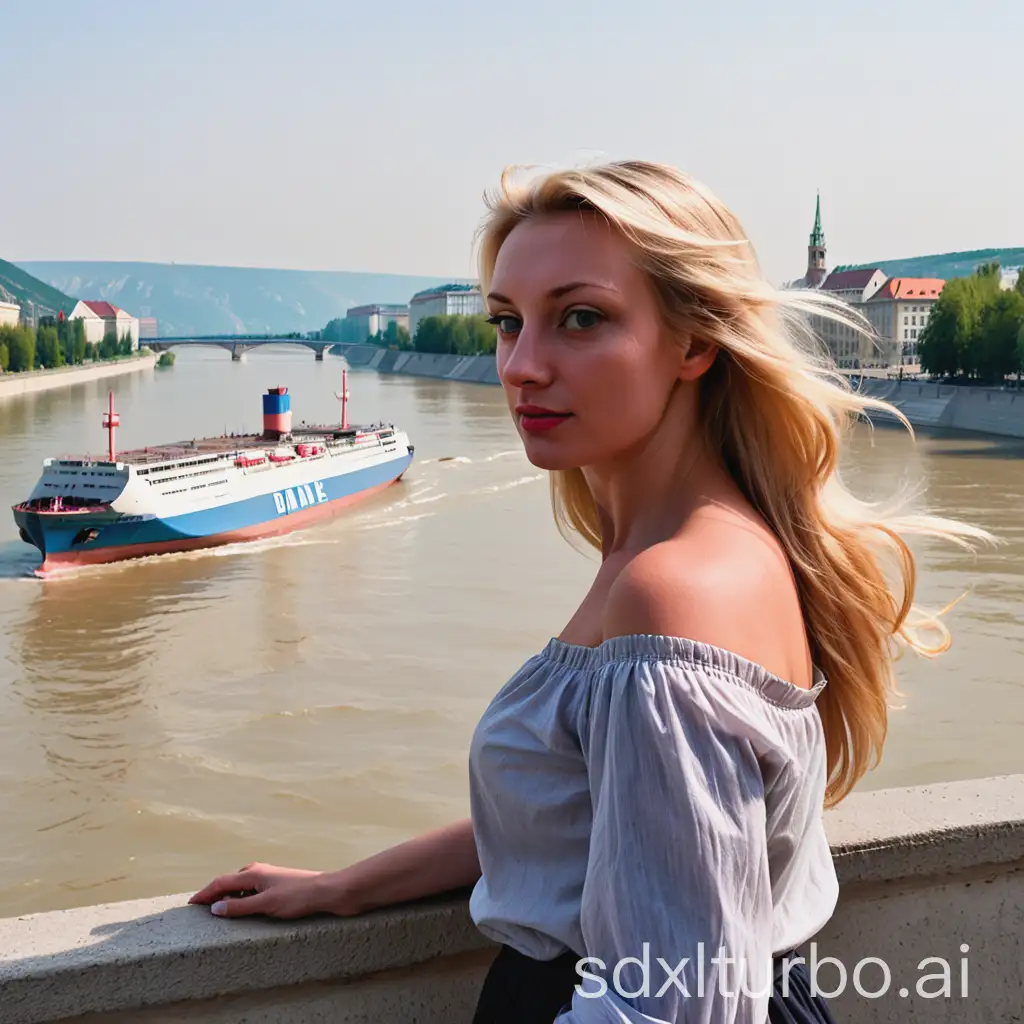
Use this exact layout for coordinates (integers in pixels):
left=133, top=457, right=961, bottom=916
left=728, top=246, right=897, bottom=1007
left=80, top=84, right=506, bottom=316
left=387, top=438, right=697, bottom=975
left=2, top=0, right=1021, bottom=286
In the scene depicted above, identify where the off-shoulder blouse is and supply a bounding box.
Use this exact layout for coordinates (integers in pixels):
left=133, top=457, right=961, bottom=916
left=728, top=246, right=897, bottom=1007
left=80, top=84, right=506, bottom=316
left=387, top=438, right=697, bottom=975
left=468, top=634, right=839, bottom=1022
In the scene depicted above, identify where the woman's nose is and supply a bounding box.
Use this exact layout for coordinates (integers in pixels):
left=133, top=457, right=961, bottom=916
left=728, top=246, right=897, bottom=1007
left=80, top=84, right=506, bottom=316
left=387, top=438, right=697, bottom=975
left=499, top=327, right=553, bottom=389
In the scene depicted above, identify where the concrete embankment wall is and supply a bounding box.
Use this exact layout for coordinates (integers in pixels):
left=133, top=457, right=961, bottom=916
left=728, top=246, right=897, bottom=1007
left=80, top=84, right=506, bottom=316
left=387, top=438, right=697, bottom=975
left=340, top=346, right=1024, bottom=440
left=0, top=352, right=157, bottom=401
left=860, top=378, right=1024, bottom=437
left=1, top=774, right=1021, bottom=1023
left=338, top=345, right=500, bottom=385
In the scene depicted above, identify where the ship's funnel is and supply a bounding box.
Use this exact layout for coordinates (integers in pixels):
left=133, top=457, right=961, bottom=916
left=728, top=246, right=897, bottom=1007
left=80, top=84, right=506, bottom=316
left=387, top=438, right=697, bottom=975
left=262, top=387, right=292, bottom=437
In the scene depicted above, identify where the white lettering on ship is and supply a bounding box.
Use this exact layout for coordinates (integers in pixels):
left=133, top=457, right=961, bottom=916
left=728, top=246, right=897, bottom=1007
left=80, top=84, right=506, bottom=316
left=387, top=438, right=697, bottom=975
left=273, top=481, right=329, bottom=515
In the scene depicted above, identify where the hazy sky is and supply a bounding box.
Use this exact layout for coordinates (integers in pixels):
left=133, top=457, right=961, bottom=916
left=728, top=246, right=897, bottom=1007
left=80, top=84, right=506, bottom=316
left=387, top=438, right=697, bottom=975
left=2, top=0, right=1020, bottom=285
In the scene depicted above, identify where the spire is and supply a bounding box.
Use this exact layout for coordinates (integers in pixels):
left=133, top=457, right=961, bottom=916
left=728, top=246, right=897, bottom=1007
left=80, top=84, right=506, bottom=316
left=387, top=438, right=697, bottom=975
left=809, top=191, right=825, bottom=248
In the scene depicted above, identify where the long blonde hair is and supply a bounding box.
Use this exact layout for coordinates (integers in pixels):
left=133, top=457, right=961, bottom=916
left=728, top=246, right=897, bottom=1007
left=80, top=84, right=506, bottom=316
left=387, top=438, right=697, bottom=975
left=475, top=160, right=993, bottom=807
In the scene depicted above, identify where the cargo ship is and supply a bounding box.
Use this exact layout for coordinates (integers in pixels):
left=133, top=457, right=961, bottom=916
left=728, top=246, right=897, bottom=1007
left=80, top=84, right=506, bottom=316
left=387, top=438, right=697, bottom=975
left=12, top=373, right=414, bottom=576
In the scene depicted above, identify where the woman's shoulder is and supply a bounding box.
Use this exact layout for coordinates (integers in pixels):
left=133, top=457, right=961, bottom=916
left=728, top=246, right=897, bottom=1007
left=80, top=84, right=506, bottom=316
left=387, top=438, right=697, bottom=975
left=602, top=509, right=813, bottom=691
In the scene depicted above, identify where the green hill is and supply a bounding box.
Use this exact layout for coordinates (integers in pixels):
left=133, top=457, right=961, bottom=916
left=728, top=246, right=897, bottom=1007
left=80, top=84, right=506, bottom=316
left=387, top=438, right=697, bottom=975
left=841, top=247, right=1024, bottom=281
left=0, top=259, right=77, bottom=317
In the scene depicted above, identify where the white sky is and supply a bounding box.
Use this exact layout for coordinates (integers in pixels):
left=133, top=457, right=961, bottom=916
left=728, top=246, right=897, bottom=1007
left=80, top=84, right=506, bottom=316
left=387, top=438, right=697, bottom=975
left=2, top=0, right=1020, bottom=285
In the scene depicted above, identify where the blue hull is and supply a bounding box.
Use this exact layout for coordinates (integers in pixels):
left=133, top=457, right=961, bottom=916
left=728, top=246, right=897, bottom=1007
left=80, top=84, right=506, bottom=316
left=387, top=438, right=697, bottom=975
left=15, top=450, right=413, bottom=572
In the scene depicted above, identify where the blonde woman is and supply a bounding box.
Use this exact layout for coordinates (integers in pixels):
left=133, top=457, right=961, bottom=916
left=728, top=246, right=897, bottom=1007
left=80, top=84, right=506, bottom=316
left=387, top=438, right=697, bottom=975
left=191, top=161, right=987, bottom=1022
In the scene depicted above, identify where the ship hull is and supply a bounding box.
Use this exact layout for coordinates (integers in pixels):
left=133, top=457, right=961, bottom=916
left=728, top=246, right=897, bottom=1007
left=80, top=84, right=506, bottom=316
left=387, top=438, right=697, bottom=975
left=16, top=450, right=412, bottom=576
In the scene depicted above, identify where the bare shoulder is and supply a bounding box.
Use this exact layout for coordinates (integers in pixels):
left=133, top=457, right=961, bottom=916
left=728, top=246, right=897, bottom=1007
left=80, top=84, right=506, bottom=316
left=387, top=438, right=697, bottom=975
left=602, top=509, right=812, bottom=686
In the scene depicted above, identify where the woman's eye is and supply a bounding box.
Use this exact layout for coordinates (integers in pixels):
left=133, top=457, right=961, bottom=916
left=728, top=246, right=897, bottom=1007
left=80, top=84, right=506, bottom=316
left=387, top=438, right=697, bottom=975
left=486, top=315, right=521, bottom=334
left=563, top=308, right=603, bottom=331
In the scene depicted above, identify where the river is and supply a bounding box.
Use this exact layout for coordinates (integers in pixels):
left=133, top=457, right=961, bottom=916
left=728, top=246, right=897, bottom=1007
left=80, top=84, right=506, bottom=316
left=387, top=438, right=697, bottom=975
left=0, top=347, right=1021, bottom=916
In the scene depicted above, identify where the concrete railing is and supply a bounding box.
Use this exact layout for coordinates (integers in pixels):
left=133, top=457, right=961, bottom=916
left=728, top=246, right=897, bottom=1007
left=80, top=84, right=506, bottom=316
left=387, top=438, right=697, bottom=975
left=1, top=775, right=1021, bottom=1023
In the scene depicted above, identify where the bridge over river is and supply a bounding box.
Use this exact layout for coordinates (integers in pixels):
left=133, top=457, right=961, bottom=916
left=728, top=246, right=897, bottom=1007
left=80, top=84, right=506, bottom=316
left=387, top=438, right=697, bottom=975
left=146, top=336, right=335, bottom=361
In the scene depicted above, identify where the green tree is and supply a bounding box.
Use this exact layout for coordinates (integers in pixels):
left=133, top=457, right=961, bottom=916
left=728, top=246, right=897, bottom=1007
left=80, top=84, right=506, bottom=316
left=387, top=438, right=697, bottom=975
left=414, top=315, right=446, bottom=353
left=118, top=331, right=134, bottom=356
left=465, top=314, right=497, bottom=354
left=72, top=319, right=87, bottom=363
left=448, top=318, right=471, bottom=355
left=1, top=325, right=36, bottom=372
left=35, top=325, right=64, bottom=369
left=100, top=328, right=119, bottom=360
left=974, top=291, right=1024, bottom=383
left=0, top=340, right=8, bottom=371
left=414, top=313, right=497, bottom=355
left=1015, top=269, right=1024, bottom=297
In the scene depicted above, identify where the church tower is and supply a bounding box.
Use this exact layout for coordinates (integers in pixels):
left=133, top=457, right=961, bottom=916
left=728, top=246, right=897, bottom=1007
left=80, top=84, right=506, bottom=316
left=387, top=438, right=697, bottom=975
left=805, top=192, right=827, bottom=288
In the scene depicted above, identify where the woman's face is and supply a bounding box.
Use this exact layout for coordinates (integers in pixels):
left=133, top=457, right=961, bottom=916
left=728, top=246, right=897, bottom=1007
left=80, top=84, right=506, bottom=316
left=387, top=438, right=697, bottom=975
left=488, top=211, right=696, bottom=472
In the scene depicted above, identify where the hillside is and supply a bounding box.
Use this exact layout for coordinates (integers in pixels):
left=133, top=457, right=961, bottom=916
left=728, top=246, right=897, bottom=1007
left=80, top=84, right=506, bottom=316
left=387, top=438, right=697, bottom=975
left=842, top=247, right=1024, bottom=281
left=0, top=259, right=77, bottom=316
left=16, top=261, right=466, bottom=337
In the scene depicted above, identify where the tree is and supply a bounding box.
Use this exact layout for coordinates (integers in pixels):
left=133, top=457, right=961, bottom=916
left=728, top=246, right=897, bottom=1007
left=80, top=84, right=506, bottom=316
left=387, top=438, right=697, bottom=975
left=974, top=291, right=1024, bottom=383
left=414, top=315, right=446, bottom=353
left=0, top=340, right=8, bottom=371
left=100, top=328, right=119, bottom=360
left=35, top=325, right=64, bottom=369
left=118, top=331, right=133, bottom=356
left=1, top=325, right=36, bottom=372
left=1015, top=268, right=1024, bottom=297
left=413, top=313, right=498, bottom=355
left=465, top=314, right=497, bottom=354
left=72, top=319, right=87, bottom=363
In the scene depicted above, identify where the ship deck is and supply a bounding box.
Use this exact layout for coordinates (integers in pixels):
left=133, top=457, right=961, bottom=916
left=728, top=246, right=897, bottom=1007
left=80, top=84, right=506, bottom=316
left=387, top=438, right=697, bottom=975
left=58, top=423, right=390, bottom=467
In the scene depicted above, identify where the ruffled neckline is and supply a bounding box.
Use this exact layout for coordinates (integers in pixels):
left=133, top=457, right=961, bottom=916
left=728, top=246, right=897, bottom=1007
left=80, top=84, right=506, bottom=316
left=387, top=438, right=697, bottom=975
left=540, top=633, right=826, bottom=710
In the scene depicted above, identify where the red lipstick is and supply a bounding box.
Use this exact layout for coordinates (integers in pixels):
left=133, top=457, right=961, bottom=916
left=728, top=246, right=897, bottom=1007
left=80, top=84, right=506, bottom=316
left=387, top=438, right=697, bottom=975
left=516, top=404, right=572, bottom=434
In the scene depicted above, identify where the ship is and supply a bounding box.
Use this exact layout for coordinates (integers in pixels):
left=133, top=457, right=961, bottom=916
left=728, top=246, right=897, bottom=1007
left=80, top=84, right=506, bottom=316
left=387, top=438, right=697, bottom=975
left=12, top=372, right=414, bottom=576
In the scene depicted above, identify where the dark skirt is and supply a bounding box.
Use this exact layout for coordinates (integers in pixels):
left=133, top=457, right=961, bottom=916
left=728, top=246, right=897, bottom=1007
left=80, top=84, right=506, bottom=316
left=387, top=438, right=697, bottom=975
left=472, top=944, right=838, bottom=1023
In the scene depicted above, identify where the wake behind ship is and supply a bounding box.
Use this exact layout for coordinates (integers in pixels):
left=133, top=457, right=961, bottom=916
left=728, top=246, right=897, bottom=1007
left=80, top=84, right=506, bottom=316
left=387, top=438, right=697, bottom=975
left=13, top=378, right=414, bottom=576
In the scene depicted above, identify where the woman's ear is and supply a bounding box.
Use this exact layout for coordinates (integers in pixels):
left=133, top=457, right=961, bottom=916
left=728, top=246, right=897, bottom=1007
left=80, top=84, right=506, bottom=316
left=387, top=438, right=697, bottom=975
left=678, top=335, right=718, bottom=382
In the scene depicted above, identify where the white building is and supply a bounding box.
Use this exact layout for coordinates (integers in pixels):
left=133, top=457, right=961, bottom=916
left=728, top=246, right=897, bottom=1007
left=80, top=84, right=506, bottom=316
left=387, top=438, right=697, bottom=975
left=863, top=278, right=945, bottom=367
left=805, top=268, right=889, bottom=368
left=408, top=284, right=484, bottom=340
left=338, top=304, right=409, bottom=344
left=0, top=301, right=20, bottom=328
left=68, top=300, right=140, bottom=348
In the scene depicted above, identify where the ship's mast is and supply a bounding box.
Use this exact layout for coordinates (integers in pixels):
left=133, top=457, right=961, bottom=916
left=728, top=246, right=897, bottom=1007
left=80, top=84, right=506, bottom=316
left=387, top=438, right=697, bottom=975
left=103, top=390, right=120, bottom=462
left=335, top=369, right=349, bottom=429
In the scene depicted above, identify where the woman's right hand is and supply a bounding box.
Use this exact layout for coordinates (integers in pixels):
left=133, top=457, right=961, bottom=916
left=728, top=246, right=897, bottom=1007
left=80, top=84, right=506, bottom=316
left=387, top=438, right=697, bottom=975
left=188, top=861, right=355, bottom=919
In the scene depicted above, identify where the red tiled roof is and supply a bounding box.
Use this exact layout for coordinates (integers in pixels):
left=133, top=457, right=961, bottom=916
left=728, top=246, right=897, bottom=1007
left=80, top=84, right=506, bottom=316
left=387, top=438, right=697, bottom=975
left=81, top=300, right=123, bottom=318
left=821, top=268, right=882, bottom=291
left=872, top=277, right=945, bottom=301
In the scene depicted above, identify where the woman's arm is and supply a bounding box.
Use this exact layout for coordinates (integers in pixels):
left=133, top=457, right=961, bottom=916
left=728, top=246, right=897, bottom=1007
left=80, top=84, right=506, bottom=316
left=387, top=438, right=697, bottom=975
left=323, top=817, right=481, bottom=914
left=189, top=817, right=481, bottom=919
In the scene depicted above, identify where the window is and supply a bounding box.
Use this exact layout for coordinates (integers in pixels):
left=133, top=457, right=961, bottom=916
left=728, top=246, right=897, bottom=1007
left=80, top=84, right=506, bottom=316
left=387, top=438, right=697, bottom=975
left=904, top=316, right=908, bottom=325
left=912, top=316, right=916, bottom=325
left=911, top=329, right=917, bottom=339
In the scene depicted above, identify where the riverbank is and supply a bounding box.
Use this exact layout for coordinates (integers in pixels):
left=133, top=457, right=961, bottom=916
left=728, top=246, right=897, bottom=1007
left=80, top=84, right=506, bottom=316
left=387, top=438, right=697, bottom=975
left=1, top=774, right=1020, bottom=1023
left=336, top=345, right=1024, bottom=441
left=0, top=350, right=156, bottom=400
left=860, top=378, right=1024, bottom=438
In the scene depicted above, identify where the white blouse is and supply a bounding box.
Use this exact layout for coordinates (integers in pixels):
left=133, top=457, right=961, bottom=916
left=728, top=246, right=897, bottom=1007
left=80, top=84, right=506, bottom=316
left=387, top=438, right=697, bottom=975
left=468, top=634, right=839, bottom=1022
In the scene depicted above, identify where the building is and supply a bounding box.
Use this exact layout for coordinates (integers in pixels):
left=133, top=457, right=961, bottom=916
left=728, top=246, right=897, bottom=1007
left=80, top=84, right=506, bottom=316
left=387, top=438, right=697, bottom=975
left=811, top=268, right=888, bottom=368
left=337, top=304, right=408, bottom=345
left=0, top=300, right=20, bottom=328
left=138, top=317, right=159, bottom=340
left=408, top=283, right=483, bottom=340
left=68, top=300, right=140, bottom=348
left=863, top=278, right=945, bottom=367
